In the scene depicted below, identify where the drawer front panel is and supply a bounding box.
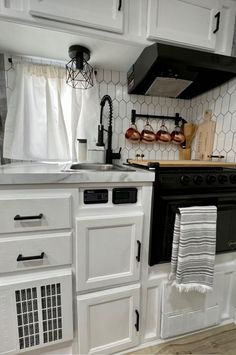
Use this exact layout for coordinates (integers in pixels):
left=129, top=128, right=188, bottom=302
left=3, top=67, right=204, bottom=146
left=0, top=194, right=72, bottom=233
left=0, top=233, right=72, bottom=273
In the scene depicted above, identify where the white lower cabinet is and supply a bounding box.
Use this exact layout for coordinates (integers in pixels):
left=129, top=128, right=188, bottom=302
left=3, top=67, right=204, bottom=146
left=76, top=213, right=143, bottom=291
left=160, top=281, right=220, bottom=339
left=0, top=269, right=73, bottom=355
left=77, top=284, right=140, bottom=354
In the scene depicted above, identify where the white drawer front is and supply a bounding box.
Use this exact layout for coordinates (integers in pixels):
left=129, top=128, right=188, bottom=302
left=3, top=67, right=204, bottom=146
left=0, top=193, right=72, bottom=233
left=0, top=233, right=72, bottom=273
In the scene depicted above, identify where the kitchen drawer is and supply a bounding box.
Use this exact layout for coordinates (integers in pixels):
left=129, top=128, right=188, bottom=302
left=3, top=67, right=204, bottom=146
left=0, top=192, right=72, bottom=233
left=0, top=232, right=72, bottom=273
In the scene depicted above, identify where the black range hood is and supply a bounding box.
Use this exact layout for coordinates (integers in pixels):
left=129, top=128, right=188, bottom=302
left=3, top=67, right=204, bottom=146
left=127, top=43, right=236, bottom=99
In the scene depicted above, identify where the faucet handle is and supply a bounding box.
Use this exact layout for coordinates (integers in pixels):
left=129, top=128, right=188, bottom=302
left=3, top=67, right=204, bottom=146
left=112, top=147, right=122, bottom=160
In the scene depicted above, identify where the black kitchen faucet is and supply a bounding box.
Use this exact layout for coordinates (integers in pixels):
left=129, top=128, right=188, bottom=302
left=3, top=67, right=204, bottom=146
left=96, top=94, right=121, bottom=164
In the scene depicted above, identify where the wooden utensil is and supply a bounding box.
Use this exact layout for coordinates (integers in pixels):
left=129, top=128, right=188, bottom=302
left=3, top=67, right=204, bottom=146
left=178, top=122, right=197, bottom=160
left=195, top=110, right=216, bottom=160
left=183, top=122, right=197, bottom=148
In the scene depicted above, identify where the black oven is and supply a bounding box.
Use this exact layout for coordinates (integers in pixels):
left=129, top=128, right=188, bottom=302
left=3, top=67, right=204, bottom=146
left=149, top=166, right=236, bottom=266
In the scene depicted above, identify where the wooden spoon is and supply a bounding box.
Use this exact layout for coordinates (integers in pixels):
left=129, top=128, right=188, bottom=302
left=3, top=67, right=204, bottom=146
left=178, top=122, right=197, bottom=160
left=183, top=122, right=197, bottom=148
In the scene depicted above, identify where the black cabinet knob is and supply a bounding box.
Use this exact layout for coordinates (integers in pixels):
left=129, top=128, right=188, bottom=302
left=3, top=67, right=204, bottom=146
left=230, top=175, right=236, bottom=184
left=193, top=175, right=203, bottom=185
left=218, top=175, right=228, bottom=184
left=180, top=175, right=190, bottom=185
left=206, top=175, right=216, bottom=184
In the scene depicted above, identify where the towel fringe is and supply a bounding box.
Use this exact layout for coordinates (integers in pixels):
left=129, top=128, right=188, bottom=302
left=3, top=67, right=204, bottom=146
left=172, top=281, right=213, bottom=294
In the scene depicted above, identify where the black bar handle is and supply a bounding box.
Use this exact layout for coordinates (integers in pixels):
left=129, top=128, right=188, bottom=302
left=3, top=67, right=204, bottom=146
left=135, top=310, right=140, bottom=331
left=14, top=213, right=43, bottom=221
left=118, top=0, right=122, bottom=11
left=136, top=240, right=141, bottom=262
left=17, top=252, right=45, bottom=262
left=213, top=11, right=221, bottom=34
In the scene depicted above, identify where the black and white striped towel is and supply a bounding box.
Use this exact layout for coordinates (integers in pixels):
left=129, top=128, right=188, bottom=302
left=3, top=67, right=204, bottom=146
left=169, top=206, right=217, bottom=293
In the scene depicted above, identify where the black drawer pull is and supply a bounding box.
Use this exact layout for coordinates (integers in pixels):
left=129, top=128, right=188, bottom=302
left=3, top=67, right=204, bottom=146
left=14, top=213, right=43, bottom=221
left=135, top=309, right=140, bottom=331
left=136, top=240, right=141, bottom=262
left=17, top=252, right=45, bottom=262
left=118, top=0, right=122, bottom=11
left=213, top=11, right=221, bottom=34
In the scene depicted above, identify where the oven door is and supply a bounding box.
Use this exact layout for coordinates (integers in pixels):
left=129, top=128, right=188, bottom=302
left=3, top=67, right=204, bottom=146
left=149, top=191, right=236, bottom=266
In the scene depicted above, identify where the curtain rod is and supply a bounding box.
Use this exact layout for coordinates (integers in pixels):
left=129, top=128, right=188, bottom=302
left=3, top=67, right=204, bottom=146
left=7, top=56, right=97, bottom=75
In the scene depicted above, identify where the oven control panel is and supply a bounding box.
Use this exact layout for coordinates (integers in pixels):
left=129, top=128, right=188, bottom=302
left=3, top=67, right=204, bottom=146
left=158, top=169, right=236, bottom=190
left=180, top=174, right=236, bottom=186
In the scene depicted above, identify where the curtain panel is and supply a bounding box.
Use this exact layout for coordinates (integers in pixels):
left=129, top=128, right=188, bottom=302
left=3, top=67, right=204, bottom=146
left=3, top=63, right=99, bottom=161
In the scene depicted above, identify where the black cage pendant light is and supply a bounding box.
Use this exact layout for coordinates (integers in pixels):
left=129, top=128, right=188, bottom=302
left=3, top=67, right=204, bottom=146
left=66, top=45, right=94, bottom=89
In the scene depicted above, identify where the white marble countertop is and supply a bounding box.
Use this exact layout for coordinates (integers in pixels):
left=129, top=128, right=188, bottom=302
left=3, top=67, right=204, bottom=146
left=0, top=162, right=155, bottom=184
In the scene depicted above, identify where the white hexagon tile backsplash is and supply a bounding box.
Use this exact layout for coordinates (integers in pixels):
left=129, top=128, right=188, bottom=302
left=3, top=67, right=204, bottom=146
left=97, top=69, right=236, bottom=163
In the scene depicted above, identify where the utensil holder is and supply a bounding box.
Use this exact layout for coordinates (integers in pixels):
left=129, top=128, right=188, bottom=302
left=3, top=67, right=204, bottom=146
left=179, top=147, right=191, bottom=160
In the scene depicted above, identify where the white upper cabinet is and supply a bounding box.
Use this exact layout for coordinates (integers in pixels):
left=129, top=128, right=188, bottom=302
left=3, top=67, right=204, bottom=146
left=29, top=0, right=124, bottom=34
left=147, top=0, right=222, bottom=50
left=0, top=0, right=235, bottom=61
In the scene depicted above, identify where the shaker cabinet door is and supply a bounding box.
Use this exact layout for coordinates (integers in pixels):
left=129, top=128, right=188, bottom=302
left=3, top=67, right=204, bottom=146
left=76, top=213, right=144, bottom=291
left=147, top=0, right=220, bottom=50
left=77, top=284, right=140, bottom=354
left=29, top=0, right=124, bottom=33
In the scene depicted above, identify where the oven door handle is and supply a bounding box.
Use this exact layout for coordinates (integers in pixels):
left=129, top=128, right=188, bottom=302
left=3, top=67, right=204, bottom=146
left=218, top=203, right=236, bottom=211
left=228, top=241, right=236, bottom=248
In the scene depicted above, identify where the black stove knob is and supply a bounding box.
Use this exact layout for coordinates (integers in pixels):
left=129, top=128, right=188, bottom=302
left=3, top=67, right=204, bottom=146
left=206, top=175, right=216, bottom=184
left=193, top=175, right=203, bottom=185
left=180, top=175, right=191, bottom=185
left=218, top=175, right=228, bottom=184
left=230, top=174, right=236, bottom=184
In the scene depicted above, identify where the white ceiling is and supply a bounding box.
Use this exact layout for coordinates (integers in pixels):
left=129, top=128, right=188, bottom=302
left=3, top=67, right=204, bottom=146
left=0, top=20, right=145, bottom=71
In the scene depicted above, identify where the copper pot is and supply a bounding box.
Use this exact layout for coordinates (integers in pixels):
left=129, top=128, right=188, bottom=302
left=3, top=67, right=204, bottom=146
left=171, top=125, right=185, bottom=144
left=156, top=124, right=171, bottom=143
left=140, top=122, right=156, bottom=143
left=125, top=123, right=140, bottom=143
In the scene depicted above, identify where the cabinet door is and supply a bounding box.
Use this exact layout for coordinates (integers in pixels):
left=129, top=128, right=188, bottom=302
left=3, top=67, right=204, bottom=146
left=147, top=0, right=221, bottom=50
left=76, top=213, right=143, bottom=291
left=77, top=284, right=140, bottom=354
left=29, top=0, right=124, bottom=33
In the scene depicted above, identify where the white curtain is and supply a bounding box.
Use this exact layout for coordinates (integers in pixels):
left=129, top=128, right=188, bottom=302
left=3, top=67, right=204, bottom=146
left=3, top=62, right=99, bottom=161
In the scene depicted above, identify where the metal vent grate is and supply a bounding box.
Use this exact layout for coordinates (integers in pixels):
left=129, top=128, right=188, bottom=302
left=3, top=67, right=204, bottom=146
left=41, top=283, right=63, bottom=343
left=15, top=288, right=40, bottom=350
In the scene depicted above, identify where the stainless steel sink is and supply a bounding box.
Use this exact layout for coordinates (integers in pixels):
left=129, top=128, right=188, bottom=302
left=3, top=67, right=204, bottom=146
left=64, top=163, right=135, bottom=172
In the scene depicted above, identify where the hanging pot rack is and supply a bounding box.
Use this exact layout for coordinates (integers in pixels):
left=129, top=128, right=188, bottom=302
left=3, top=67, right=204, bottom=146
left=131, top=109, right=187, bottom=126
